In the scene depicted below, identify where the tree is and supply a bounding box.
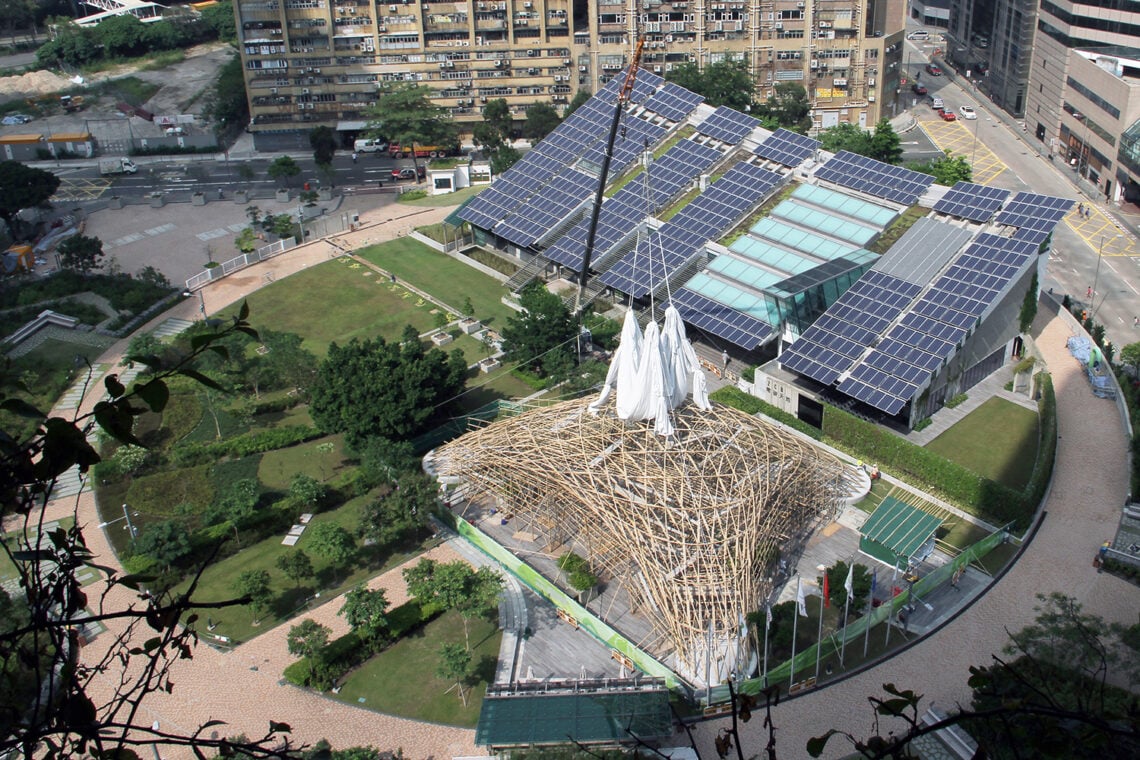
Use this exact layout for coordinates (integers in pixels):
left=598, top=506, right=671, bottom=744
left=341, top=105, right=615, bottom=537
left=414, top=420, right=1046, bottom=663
left=132, top=520, right=192, bottom=571
left=269, top=213, right=297, bottom=240
left=290, top=473, right=327, bottom=510
left=523, top=102, right=561, bottom=141
left=402, top=559, right=502, bottom=648
left=818, top=122, right=872, bottom=157
left=233, top=569, right=274, bottom=623
left=363, top=82, right=458, bottom=175
left=358, top=471, right=433, bottom=548
left=339, top=584, right=391, bottom=647
left=437, top=643, right=472, bottom=706
left=356, top=436, right=418, bottom=485
left=309, top=126, right=337, bottom=165
left=306, top=522, right=356, bottom=569
left=665, top=58, right=755, bottom=111
left=1019, top=271, right=1039, bottom=334
left=1119, top=341, right=1140, bottom=374
left=276, top=550, right=315, bottom=588
left=205, top=53, right=250, bottom=142
left=472, top=99, right=521, bottom=173
left=268, top=155, right=301, bottom=187
left=93, top=14, right=147, bottom=57
left=823, top=560, right=871, bottom=611
left=754, top=83, right=812, bottom=133
left=57, top=234, right=105, bottom=274
left=905, top=151, right=972, bottom=185
left=500, top=282, right=578, bottom=378
left=308, top=335, right=468, bottom=448
left=0, top=161, right=60, bottom=239
left=287, top=618, right=331, bottom=660
left=868, top=118, right=903, bottom=164
left=199, top=1, right=236, bottom=41
left=565, top=89, right=591, bottom=117
left=235, top=227, right=258, bottom=253
left=483, top=98, right=513, bottom=138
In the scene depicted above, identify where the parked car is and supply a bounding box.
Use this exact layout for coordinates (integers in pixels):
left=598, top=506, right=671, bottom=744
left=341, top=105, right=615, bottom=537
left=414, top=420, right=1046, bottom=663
left=1, top=113, right=32, bottom=125
left=959, top=105, right=978, bottom=120
left=391, top=166, right=426, bottom=181
left=925, top=63, right=943, bottom=76
left=940, top=109, right=957, bottom=121
left=907, top=30, right=930, bottom=41
left=164, top=126, right=186, bottom=136
left=930, top=96, right=945, bottom=110
left=912, top=83, right=928, bottom=96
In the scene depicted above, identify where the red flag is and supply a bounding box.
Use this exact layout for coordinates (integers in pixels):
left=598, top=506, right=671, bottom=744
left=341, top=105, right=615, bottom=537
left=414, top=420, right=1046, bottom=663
left=823, top=572, right=830, bottom=608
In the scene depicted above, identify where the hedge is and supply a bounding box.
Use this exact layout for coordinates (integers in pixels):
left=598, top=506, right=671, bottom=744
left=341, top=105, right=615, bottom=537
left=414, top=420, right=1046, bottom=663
left=170, top=425, right=322, bottom=466
left=711, top=386, right=822, bottom=440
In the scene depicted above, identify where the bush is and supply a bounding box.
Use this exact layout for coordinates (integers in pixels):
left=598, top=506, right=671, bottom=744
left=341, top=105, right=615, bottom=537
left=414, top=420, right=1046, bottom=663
left=741, top=365, right=756, bottom=383
left=710, top=386, right=822, bottom=440
left=1, top=270, right=173, bottom=314
left=170, top=425, right=322, bottom=466
left=945, top=393, right=968, bottom=408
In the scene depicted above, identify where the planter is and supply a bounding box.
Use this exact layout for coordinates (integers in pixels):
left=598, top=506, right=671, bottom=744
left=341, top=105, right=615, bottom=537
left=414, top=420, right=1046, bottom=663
left=431, top=331, right=453, bottom=347
left=275, top=189, right=290, bottom=202
left=149, top=194, right=165, bottom=208
left=301, top=203, right=321, bottom=220
left=458, top=317, right=482, bottom=335
left=234, top=189, right=249, bottom=203
left=109, top=196, right=124, bottom=209
left=191, top=192, right=207, bottom=206
left=318, top=187, right=332, bottom=201
left=479, top=357, right=501, bottom=373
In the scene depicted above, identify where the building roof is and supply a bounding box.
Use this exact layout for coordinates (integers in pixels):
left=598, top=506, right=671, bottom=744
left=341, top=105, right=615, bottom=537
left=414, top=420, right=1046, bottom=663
left=873, top=217, right=973, bottom=286
left=861, top=497, right=943, bottom=563
left=475, top=688, right=672, bottom=748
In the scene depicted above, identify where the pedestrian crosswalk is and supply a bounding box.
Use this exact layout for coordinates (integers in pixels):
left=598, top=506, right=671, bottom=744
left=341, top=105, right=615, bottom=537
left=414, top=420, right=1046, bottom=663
left=54, top=364, right=104, bottom=411
left=152, top=318, right=194, bottom=339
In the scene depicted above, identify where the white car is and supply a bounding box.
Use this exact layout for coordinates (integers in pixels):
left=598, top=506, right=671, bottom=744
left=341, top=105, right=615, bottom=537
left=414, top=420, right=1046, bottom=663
left=959, top=105, right=978, bottom=120
left=907, top=30, right=930, bottom=41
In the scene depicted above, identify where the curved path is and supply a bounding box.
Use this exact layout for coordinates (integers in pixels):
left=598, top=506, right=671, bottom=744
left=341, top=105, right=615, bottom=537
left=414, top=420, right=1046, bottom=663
left=690, top=304, right=1138, bottom=756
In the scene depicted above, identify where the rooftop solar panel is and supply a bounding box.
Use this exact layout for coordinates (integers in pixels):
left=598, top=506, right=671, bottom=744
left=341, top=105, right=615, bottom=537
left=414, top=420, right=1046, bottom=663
left=754, top=128, right=820, bottom=167
left=672, top=288, right=773, bottom=350
left=933, top=182, right=1011, bottom=223
left=815, top=151, right=935, bottom=205
left=995, top=191, right=1072, bottom=230
left=696, top=106, right=760, bottom=144
left=643, top=82, right=704, bottom=122
left=493, top=168, right=597, bottom=248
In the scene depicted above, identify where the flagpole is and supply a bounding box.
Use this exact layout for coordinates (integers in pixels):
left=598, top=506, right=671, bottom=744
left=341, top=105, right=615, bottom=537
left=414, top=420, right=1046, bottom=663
left=814, top=565, right=826, bottom=680
left=762, top=605, right=770, bottom=687
left=840, top=564, right=853, bottom=667
left=863, top=568, right=876, bottom=658
left=884, top=563, right=899, bottom=649
left=790, top=577, right=803, bottom=689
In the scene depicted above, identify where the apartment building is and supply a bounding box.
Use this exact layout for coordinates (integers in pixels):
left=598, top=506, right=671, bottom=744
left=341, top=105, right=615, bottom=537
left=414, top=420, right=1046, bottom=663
left=1024, top=0, right=1140, bottom=204
left=234, top=0, right=906, bottom=150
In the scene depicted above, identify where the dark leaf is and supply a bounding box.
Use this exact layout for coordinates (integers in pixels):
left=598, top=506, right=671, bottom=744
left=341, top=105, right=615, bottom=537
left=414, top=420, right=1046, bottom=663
left=238, top=300, right=250, bottom=320
left=104, top=374, right=126, bottom=398
left=176, top=368, right=225, bottom=392
left=268, top=721, right=292, bottom=734
left=0, top=397, right=45, bottom=419
left=206, top=345, right=230, bottom=361
left=136, top=380, right=170, bottom=413
left=807, top=729, right=842, bottom=757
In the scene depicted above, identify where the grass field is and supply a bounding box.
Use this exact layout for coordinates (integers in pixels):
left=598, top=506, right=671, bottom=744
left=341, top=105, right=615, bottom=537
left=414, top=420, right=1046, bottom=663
left=331, top=610, right=501, bottom=726
left=258, top=435, right=348, bottom=490
left=926, top=397, right=1039, bottom=490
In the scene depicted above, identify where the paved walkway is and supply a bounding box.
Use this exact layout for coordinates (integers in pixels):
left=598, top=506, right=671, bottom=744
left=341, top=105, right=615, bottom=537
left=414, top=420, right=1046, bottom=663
left=689, top=300, right=1138, bottom=756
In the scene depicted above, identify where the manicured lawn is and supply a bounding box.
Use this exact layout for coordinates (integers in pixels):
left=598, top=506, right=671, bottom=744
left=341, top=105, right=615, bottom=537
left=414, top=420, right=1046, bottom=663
left=357, top=239, right=516, bottom=329
left=258, top=435, right=348, bottom=490
left=925, top=397, right=1039, bottom=490
left=398, top=184, right=483, bottom=207
left=332, top=610, right=501, bottom=726
left=226, top=259, right=438, bottom=357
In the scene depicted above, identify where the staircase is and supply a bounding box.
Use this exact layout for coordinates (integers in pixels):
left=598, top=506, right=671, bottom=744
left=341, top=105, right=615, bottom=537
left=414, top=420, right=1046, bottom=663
left=505, top=255, right=550, bottom=292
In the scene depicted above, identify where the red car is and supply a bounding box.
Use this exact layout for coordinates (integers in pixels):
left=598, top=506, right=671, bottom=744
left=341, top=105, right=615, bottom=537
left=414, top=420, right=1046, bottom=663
left=940, top=109, right=957, bottom=121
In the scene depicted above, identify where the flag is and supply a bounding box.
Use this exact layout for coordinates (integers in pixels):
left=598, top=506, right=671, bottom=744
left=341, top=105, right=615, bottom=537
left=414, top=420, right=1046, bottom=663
left=823, top=571, right=830, bottom=608
left=871, top=568, right=877, bottom=597
left=844, top=564, right=855, bottom=598
left=766, top=605, right=773, bottom=630
left=796, top=577, right=808, bottom=617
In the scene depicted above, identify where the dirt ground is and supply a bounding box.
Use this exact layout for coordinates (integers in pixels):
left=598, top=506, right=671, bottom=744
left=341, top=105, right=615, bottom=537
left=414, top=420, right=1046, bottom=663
left=0, top=42, right=233, bottom=142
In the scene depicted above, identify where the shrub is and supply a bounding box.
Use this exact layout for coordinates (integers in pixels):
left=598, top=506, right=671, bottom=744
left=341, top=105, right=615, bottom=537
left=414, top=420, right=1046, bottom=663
left=170, top=425, right=322, bottom=466
left=741, top=365, right=756, bottom=383
left=913, top=417, right=932, bottom=431
left=945, top=393, right=968, bottom=408
left=710, top=386, right=822, bottom=440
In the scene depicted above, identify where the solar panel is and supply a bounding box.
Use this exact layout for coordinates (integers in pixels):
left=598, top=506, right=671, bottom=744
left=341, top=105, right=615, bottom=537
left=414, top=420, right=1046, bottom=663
left=643, top=82, right=704, bottom=122
left=672, top=288, right=773, bottom=350
left=815, top=151, right=935, bottom=205
left=754, top=128, right=820, bottom=167
left=933, top=182, right=1011, bottom=223
left=580, top=112, right=669, bottom=172
left=493, top=169, right=597, bottom=248
left=696, top=106, right=760, bottom=144
left=995, top=191, right=1072, bottom=230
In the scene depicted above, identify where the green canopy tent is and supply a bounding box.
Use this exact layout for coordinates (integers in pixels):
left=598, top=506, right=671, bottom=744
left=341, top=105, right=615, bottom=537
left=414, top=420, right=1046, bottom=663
left=859, top=496, right=943, bottom=570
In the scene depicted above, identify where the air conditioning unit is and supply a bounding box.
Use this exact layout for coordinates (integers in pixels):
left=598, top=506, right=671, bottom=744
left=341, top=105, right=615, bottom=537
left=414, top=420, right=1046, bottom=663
left=368, top=100, right=376, bottom=106
left=819, top=21, right=831, bottom=28
left=563, top=58, right=571, bottom=64
left=495, top=60, right=503, bottom=67
left=349, top=7, right=355, bottom=13
left=527, top=49, right=536, bottom=56
left=665, top=34, right=673, bottom=42
left=653, top=65, right=662, bottom=72
left=867, top=77, right=876, bottom=86
left=390, top=4, right=398, bottom=10
left=796, top=1, right=803, bottom=6
left=774, top=22, right=782, bottom=30
left=271, top=87, right=279, bottom=93
left=579, top=65, right=587, bottom=71
left=810, top=59, right=818, bottom=69
left=314, top=68, right=321, bottom=73
left=302, top=88, right=310, bottom=94
left=528, top=67, right=537, bottom=74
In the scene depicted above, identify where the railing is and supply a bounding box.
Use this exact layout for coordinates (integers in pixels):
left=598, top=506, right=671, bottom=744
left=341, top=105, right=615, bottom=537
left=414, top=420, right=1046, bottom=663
left=185, top=238, right=295, bottom=291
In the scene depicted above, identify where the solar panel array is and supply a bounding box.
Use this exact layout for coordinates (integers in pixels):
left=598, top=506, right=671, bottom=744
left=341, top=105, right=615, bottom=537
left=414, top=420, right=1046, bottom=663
left=599, top=163, right=783, bottom=298
left=643, top=82, right=705, bottom=122
left=580, top=110, right=669, bottom=172
left=493, top=168, right=597, bottom=248
left=543, top=140, right=723, bottom=270
left=696, top=106, right=760, bottom=144
left=995, top=191, right=1072, bottom=233
left=832, top=233, right=1039, bottom=415
left=815, top=151, right=935, bottom=205
left=671, top=287, right=773, bottom=350
left=933, top=182, right=1011, bottom=222
left=779, top=271, right=923, bottom=386
left=754, top=128, right=820, bottom=167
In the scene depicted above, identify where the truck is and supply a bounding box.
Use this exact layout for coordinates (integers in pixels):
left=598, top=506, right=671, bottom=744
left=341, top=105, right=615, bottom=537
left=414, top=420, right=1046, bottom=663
left=388, top=142, right=454, bottom=158
left=59, top=95, right=85, bottom=113
left=99, top=157, right=138, bottom=175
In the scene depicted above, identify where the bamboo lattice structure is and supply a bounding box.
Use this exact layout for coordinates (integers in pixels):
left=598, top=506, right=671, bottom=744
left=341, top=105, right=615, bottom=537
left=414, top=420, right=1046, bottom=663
left=434, top=397, right=846, bottom=685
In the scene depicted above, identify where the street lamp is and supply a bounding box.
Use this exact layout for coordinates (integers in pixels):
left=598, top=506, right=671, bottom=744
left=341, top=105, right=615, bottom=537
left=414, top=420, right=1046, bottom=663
left=98, top=503, right=138, bottom=539
left=1092, top=234, right=1122, bottom=319
left=182, top=289, right=207, bottom=320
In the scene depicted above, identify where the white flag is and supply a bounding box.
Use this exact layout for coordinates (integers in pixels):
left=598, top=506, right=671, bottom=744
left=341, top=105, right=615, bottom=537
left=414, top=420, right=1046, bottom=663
left=844, top=564, right=855, bottom=598
left=796, top=577, right=808, bottom=617
left=766, top=605, right=773, bottom=629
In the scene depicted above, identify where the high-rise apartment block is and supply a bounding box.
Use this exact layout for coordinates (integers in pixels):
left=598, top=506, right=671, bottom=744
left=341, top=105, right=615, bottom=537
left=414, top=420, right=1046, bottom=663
left=234, top=0, right=906, bottom=151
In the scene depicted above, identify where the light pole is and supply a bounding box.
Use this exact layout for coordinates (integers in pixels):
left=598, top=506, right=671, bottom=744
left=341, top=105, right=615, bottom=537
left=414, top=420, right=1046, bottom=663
left=970, top=114, right=980, bottom=168
left=1092, top=234, right=1121, bottom=319
left=182, top=289, right=206, bottom=320
left=98, top=504, right=138, bottom=540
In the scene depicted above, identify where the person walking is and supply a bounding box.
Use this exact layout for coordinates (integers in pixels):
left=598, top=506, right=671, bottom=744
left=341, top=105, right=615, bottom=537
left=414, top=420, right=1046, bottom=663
left=352, top=152, right=358, bottom=164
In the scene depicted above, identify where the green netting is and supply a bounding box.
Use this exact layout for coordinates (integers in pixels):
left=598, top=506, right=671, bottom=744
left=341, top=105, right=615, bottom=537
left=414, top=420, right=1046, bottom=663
left=476, top=690, right=672, bottom=747
left=860, top=497, right=944, bottom=565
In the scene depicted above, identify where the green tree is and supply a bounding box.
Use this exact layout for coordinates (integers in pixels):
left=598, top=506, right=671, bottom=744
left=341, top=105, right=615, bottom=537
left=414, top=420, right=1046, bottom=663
left=267, top=155, right=301, bottom=187
left=132, top=520, right=192, bottom=571
left=57, top=234, right=105, bottom=274
left=206, top=53, right=249, bottom=142
left=92, top=14, right=147, bottom=57
left=818, top=122, right=872, bottom=157
left=309, top=335, right=467, bottom=448
left=233, top=569, right=274, bottom=623
left=356, top=436, right=418, bottom=484
left=483, top=97, right=513, bottom=138
left=286, top=618, right=330, bottom=660
left=500, top=282, right=577, bottom=378
left=755, top=83, right=812, bottom=133
left=905, top=151, right=972, bottom=185
left=363, top=82, right=458, bottom=175
left=217, top=478, right=260, bottom=530
left=306, top=522, right=356, bottom=569
left=289, top=473, right=326, bottom=510
left=568, top=567, right=597, bottom=603
left=402, top=559, right=501, bottom=649
left=339, top=584, right=391, bottom=647
left=823, top=560, right=871, bottom=610
left=268, top=213, right=296, bottom=240
left=308, top=126, right=337, bottom=166
left=523, top=102, right=561, bottom=141
left=1019, top=271, right=1038, bottom=334
left=199, top=0, right=236, bottom=41
left=565, top=89, right=591, bottom=117
left=1119, top=342, right=1140, bottom=374
left=437, top=642, right=472, bottom=706
left=665, top=58, right=754, bottom=111
left=275, top=550, right=315, bottom=588
left=868, top=118, right=903, bottom=164
left=0, top=161, right=60, bottom=240
left=358, top=471, right=433, bottom=548
left=235, top=227, right=258, bottom=253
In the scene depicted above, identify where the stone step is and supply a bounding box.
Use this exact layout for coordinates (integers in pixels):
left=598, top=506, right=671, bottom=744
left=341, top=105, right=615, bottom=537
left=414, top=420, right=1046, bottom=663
left=152, top=318, right=194, bottom=340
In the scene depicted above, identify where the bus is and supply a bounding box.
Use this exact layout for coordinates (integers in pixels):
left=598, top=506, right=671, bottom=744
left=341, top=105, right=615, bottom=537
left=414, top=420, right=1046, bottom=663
left=388, top=142, right=455, bottom=158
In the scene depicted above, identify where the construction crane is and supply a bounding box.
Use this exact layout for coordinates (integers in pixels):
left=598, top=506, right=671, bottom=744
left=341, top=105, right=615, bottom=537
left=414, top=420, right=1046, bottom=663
left=573, top=36, right=646, bottom=316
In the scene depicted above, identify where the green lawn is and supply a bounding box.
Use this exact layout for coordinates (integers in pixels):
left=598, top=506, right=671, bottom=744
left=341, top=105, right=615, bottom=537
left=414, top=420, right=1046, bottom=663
left=925, top=397, right=1039, bottom=490
left=357, top=239, right=516, bottom=329
left=331, top=610, right=501, bottom=726
left=258, top=435, right=348, bottom=490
